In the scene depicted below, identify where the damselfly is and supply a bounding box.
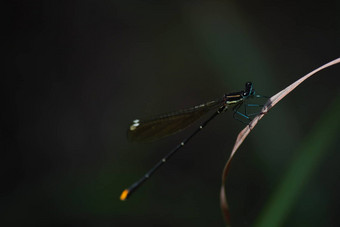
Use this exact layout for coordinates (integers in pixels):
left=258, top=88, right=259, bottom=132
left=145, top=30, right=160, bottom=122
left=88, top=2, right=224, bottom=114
left=120, top=82, right=266, bottom=200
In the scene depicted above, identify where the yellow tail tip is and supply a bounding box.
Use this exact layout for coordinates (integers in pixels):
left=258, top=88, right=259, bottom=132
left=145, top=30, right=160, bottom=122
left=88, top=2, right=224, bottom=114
left=120, top=189, right=129, bottom=201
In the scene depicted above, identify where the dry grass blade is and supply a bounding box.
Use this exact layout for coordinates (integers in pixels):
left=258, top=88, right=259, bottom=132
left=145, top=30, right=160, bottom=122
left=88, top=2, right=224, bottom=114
left=220, top=57, right=340, bottom=226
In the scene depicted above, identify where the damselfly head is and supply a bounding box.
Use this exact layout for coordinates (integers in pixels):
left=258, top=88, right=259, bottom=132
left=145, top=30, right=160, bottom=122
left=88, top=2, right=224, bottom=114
left=244, top=82, right=255, bottom=97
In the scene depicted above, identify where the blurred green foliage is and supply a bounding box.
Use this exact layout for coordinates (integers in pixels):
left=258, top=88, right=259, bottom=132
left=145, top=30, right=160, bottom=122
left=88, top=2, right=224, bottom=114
left=5, top=1, right=339, bottom=226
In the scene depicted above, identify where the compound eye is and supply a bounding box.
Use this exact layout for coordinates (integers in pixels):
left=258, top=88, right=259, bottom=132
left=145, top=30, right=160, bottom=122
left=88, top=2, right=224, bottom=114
left=245, top=82, right=252, bottom=89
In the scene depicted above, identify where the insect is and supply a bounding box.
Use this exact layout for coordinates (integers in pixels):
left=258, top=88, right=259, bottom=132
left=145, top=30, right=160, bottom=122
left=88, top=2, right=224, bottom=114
left=120, top=82, right=266, bottom=200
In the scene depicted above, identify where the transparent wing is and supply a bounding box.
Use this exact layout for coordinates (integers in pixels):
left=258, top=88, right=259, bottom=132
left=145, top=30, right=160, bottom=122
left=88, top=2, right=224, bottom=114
left=127, top=99, right=224, bottom=141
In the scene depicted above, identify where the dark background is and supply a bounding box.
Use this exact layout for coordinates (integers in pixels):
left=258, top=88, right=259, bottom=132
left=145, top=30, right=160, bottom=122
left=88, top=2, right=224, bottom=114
left=4, top=1, right=340, bottom=226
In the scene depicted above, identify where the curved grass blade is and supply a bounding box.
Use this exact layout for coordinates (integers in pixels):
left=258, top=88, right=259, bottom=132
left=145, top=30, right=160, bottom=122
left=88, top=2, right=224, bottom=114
left=220, top=57, right=340, bottom=226
left=255, top=93, right=340, bottom=226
